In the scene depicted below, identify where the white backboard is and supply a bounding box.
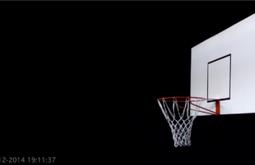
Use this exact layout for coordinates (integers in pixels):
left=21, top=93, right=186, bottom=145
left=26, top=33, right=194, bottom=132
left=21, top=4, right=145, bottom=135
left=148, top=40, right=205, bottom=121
left=191, top=13, right=255, bottom=115
left=207, top=54, right=231, bottom=102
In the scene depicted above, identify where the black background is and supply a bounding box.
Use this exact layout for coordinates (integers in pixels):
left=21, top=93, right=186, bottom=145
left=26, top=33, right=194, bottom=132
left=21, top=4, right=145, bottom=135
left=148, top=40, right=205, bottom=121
left=1, top=2, right=255, bottom=164
left=95, top=2, right=255, bottom=164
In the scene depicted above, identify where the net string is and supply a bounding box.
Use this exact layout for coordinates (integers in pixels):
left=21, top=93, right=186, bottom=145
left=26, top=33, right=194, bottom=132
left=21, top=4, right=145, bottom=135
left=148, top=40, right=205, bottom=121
left=157, top=97, right=198, bottom=147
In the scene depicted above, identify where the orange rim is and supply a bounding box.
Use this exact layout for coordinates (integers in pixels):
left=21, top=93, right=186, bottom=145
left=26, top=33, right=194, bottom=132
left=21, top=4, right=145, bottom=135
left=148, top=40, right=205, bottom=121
left=157, top=96, right=218, bottom=115
left=157, top=96, right=207, bottom=102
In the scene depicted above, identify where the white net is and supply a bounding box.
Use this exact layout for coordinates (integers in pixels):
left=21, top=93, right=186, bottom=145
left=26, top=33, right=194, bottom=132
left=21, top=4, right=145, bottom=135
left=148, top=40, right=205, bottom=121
left=157, top=97, right=199, bottom=147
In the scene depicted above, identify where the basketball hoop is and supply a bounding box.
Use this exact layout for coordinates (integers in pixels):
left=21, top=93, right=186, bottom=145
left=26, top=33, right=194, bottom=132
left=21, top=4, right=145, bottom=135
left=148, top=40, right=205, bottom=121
left=157, top=96, right=219, bottom=147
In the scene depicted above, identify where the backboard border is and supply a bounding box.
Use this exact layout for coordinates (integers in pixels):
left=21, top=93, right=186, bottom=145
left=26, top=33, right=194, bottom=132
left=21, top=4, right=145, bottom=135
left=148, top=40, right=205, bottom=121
left=207, top=54, right=232, bottom=102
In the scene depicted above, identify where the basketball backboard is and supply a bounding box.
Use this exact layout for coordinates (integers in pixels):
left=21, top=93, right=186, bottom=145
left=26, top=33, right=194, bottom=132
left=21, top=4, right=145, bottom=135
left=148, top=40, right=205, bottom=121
left=191, top=13, right=255, bottom=115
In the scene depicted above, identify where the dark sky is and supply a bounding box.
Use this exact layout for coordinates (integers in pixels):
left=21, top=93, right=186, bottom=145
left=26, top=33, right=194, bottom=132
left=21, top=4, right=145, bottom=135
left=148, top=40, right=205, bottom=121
left=93, top=2, right=255, bottom=164
left=1, top=2, right=255, bottom=163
